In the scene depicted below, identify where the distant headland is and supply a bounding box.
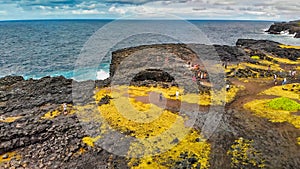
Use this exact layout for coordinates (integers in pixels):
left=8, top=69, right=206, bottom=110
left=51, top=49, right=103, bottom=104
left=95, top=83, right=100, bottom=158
left=266, top=19, right=300, bottom=38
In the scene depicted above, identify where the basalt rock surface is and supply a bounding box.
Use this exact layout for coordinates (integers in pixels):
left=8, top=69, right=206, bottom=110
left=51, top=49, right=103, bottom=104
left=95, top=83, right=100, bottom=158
left=237, top=39, right=300, bottom=61
left=0, top=76, right=126, bottom=169
left=266, top=20, right=300, bottom=38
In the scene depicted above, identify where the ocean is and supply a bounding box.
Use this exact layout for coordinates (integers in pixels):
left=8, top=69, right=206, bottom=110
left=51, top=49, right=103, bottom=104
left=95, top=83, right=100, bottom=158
left=0, top=20, right=299, bottom=81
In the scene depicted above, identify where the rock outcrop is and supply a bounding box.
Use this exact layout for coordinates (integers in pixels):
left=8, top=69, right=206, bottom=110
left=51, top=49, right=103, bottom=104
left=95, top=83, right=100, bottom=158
left=266, top=20, right=300, bottom=38
left=237, top=39, right=300, bottom=61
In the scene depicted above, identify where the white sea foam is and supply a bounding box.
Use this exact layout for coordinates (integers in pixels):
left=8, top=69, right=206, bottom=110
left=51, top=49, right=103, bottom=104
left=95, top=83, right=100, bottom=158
left=96, top=69, right=109, bottom=80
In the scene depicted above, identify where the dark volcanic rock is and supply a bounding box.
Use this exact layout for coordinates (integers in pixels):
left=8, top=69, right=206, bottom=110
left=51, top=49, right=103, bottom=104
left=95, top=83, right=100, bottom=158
left=0, top=76, right=24, bottom=86
left=266, top=20, right=300, bottom=38
left=213, top=45, right=247, bottom=61
left=132, top=69, right=175, bottom=83
left=0, top=76, right=73, bottom=113
left=237, top=39, right=300, bottom=61
left=110, top=44, right=199, bottom=78
left=236, top=39, right=280, bottom=48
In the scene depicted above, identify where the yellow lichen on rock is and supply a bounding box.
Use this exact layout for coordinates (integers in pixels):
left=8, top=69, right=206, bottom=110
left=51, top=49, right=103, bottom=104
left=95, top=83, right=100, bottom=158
left=251, top=55, right=260, bottom=60
left=129, top=98, right=151, bottom=112
left=259, top=83, right=300, bottom=100
left=98, top=99, right=178, bottom=138
left=227, top=137, right=265, bottom=168
left=226, top=62, right=282, bottom=72
left=242, top=62, right=273, bottom=71
left=94, top=86, right=211, bottom=168
left=0, top=116, right=22, bottom=123
left=82, top=136, right=101, bottom=147
left=41, top=110, right=61, bottom=119
left=0, top=151, right=21, bottom=164
left=225, top=85, right=244, bottom=103
left=128, top=130, right=211, bottom=169
left=73, top=147, right=86, bottom=156
left=181, top=93, right=210, bottom=106
left=297, top=137, right=300, bottom=145
left=266, top=55, right=299, bottom=65
left=279, top=44, right=300, bottom=50
left=258, top=59, right=275, bottom=66
left=183, top=85, right=243, bottom=106
left=95, top=87, right=113, bottom=102
left=129, top=85, right=184, bottom=100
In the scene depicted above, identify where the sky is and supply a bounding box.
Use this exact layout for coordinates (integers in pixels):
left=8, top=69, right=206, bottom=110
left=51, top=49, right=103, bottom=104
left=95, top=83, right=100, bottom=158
left=0, top=0, right=299, bottom=21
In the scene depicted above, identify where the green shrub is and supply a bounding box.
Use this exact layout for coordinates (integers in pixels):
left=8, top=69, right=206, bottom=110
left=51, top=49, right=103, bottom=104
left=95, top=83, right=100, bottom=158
left=268, top=97, right=300, bottom=111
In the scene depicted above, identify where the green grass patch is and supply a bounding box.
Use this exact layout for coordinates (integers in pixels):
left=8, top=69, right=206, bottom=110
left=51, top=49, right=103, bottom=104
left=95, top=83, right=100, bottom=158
left=268, top=97, right=300, bottom=111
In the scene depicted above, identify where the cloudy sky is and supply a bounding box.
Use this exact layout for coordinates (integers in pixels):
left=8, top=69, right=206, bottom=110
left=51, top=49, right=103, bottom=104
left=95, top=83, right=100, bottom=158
left=0, top=0, right=299, bottom=21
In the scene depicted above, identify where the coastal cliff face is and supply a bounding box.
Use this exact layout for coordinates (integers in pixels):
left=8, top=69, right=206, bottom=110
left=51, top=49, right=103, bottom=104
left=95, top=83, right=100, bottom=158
left=266, top=20, right=300, bottom=38
left=0, top=39, right=300, bottom=169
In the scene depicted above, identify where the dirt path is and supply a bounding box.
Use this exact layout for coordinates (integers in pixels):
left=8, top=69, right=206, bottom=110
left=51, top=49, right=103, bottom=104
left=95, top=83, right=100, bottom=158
left=227, top=78, right=278, bottom=111
left=133, top=92, right=210, bottom=113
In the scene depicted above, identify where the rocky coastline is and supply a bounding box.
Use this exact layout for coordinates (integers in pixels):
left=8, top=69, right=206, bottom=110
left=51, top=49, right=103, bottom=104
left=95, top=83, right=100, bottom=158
left=266, top=20, right=300, bottom=38
left=1, top=39, right=300, bottom=168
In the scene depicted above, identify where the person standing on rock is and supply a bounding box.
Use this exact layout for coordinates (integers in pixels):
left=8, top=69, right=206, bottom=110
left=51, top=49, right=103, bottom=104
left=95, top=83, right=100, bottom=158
left=273, top=74, right=277, bottom=85
left=203, top=72, right=207, bottom=79
left=176, top=91, right=179, bottom=100
left=159, top=93, right=163, bottom=102
left=292, top=70, right=296, bottom=79
left=192, top=76, right=196, bottom=82
left=200, top=72, right=204, bottom=79
left=289, top=69, right=292, bottom=77
left=282, top=77, right=287, bottom=85
left=226, top=84, right=230, bottom=91
left=63, top=103, right=67, bottom=115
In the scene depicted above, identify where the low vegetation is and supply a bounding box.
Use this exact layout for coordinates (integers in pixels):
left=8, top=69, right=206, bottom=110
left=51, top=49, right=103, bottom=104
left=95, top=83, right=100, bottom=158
left=128, top=130, right=211, bottom=169
left=259, top=83, right=300, bottom=100
left=268, top=97, right=300, bottom=111
left=279, top=44, right=300, bottom=50
left=89, top=85, right=213, bottom=168
left=244, top=98, right=300, bottom=129
left=227, top=137, right=265, bottom=168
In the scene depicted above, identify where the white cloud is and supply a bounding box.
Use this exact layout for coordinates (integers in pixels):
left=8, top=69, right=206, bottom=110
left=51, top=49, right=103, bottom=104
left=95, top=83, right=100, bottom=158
left=72, top=9, right=105, bottom=14
left=38, top=6, right=53, bottom=10
left=108, top=6, right=127, bottom=15
left=0, top=0, right=299, bottom=20
left=0, top=10, right=7, bottom=15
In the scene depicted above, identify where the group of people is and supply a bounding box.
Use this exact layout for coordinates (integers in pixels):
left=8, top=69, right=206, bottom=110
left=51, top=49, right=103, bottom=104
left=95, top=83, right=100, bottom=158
left=273, top=74, right=288, bottom=86
left=272, top=68, right=297, bottom=86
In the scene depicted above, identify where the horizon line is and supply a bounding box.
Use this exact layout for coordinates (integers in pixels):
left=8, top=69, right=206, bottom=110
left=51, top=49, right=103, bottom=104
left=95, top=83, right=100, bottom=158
left=0, top=18, right=276, bottom=22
